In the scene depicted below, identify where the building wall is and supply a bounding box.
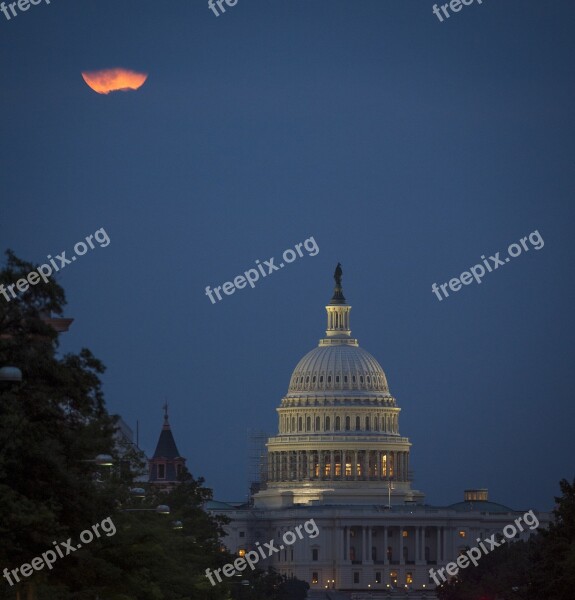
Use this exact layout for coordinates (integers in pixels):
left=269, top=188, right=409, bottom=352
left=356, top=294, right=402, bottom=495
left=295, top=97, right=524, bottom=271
left=214, top=505, right=547, bottom=593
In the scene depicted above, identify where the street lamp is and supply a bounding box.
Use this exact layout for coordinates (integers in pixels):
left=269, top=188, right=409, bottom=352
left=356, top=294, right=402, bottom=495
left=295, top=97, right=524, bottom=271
left=0, top=366, right=22, bottom=383
left=123, top=504, right=171, bottom=515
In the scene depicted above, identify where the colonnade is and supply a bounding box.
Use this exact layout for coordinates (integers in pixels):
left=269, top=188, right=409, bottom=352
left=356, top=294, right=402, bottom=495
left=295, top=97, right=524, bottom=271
left=268, top=449, right=410, bottom=482
left=339, top=524, right=450, bottom=565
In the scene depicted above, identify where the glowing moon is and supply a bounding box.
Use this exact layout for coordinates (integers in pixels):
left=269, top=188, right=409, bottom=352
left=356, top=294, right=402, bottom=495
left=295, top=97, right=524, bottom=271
left=81, top=68, right=148, bottom=95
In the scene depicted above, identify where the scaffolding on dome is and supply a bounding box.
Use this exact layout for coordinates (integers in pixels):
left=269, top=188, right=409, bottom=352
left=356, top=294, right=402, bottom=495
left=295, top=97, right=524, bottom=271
left=247, top=429, right=269, bottom=500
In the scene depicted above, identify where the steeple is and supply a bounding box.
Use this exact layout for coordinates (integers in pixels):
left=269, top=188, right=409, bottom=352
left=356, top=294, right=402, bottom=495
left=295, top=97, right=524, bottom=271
left=148, top=405, right=186, bottom=491
left=321, top=263, right=357, bottom=346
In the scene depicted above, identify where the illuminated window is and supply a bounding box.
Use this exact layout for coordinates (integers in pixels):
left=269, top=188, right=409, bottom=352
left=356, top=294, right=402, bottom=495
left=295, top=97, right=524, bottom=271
left=459, top=530, right=466, bottom=538
left=406, top=573, right=413, bottom=584
left=390, top=571, right=398, bottom=585
left=402, top=530, right=408, bottom=537
left=356, top=462, right=362, bottom=476
left=238, top=549, right=246, bottom=557
left=312, top=572, right=318, bottom=584
left=345, top=462, right=352, bottom=476
left=325, top=463, right=331, bottom=476
left=335, top=462, right=341, bottom=476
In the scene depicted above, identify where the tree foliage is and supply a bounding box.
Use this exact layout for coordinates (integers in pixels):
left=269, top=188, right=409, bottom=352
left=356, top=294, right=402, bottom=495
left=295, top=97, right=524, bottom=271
left=0, top=251, right=232, bottom=600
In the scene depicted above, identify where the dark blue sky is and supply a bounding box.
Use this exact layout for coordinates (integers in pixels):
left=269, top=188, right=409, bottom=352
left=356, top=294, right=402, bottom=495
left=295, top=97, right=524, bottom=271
left=1, top=0, right=574, bottom=511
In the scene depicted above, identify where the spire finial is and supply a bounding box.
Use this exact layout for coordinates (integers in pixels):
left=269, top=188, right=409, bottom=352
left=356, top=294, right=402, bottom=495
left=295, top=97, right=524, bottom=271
left=162, top=401, right=170, bottom=429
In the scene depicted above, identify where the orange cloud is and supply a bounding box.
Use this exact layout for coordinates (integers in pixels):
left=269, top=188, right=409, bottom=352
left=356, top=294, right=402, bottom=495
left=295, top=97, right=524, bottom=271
left=81, top=68, right=148, bottom=95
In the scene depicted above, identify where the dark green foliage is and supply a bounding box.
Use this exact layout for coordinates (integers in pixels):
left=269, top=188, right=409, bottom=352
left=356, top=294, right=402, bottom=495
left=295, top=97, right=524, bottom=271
left=0, top=251, right=231, bottom=600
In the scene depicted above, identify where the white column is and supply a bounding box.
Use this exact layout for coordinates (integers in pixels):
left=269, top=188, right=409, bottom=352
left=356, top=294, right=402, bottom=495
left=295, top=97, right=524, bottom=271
left=346, top=527, right=351, bottom=562
left=367, top=527, right=373, bottom=564
left=421, top=526, right=426, bottom=564
left=384, top=526, right=389, bottom=565
left=330, top=450, right=335, bottom=481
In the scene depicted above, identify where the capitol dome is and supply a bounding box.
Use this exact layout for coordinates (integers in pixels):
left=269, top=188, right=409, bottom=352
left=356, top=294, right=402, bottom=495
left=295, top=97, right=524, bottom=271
left=288, top=344, right=390, bottom=395
left=258, top=264, right=421, bottom=508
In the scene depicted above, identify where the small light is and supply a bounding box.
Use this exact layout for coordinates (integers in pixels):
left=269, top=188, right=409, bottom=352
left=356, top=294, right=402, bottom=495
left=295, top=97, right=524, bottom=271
left=238, top=549, right=246, bottom=557
left=94, top=454, right=114, bottom=466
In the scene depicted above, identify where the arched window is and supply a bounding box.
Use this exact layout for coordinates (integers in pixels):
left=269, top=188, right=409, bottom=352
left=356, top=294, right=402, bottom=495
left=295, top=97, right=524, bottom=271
left=375, top=416, right=379, bottom=431
left=326, top=416, right=331, bottom=431
left=355, top=416, right=360, bottom=431
left=365, top=416, right=370, bottom=431
left=345, top=416, right=351, bottom=431
left=298, top=417, right=302, bottom=431
left=315, top=416, right=320, bottom=431
left=335, top=416, right=341, bottom=431
left=306, top=416, right=311, bottom=431
left=291, top=417, right=295, bottom=431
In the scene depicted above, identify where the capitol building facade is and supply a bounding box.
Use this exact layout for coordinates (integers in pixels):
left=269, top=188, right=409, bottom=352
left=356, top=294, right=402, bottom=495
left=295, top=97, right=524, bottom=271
left=208, top=271, right=546, bottom=597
